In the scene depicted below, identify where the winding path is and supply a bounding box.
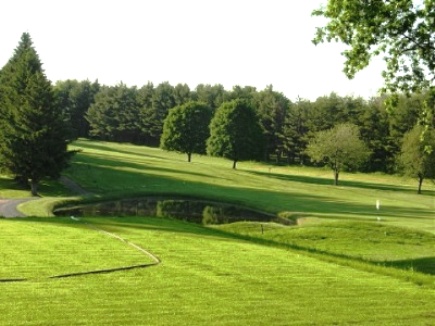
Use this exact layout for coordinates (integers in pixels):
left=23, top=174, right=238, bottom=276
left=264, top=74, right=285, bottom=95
left=0, top=198, right=38, bottom=218
left=0, top=176, right=91, bottom=218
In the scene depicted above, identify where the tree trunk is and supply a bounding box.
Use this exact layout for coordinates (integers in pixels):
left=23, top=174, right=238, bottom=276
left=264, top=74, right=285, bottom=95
left=187, top=152, right=191, bottom=163
left=417, top=176, right=423, bottom=194
left=232, top=160, right=237, bottom=169
left=334, top=169, right=339, bottom=186
left=30, top=179, right=39, bottom=196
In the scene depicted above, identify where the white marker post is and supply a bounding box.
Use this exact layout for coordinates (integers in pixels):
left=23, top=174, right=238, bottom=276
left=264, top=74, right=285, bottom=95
left=376, top=200, right=381, bottom=221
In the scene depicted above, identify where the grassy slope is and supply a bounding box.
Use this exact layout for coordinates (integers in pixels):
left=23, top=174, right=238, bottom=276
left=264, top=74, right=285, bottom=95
left=21, top=139, right=435, bottom=232
left=0, top=217, right=153, bottom=279
left=0, top=216, right=434, bottom=325
left=2, top=139, right=434, bottom=324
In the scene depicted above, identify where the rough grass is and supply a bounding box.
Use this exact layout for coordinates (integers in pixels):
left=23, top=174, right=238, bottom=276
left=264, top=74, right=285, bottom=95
left=0, top=216, right=434, bottom=325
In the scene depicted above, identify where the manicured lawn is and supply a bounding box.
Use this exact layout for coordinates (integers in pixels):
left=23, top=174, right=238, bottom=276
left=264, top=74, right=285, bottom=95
left=22, top=139, right=433, bottom=232
left=2, top=139, right=434, bottom=325
left=0, top=217, right=154, bottom=279
left=0, top=216, right=434, bottom=325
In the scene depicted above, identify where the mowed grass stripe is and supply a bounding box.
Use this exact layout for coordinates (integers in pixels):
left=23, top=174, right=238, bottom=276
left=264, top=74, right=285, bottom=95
left=0, top=216, right=434, bottom=325
left=0, top=218, right=155, bottom=279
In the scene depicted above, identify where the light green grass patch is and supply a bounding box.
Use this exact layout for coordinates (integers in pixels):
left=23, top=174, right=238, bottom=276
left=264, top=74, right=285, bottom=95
left=215, top=220, right=435, bottom=279
left=0, top=217, right=154, bottom=279
left=0, top=216, right=434, bottom=325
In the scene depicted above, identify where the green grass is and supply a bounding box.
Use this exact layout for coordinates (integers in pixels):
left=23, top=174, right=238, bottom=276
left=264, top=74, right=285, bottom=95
left=0, top=174, right=74, bottom=199
left=0, top=216, right=434, bottom=325
left=3, top=139, right=434, bottom=325
left=0, top=176, right=32, bottom=198
left=0, top=217, right=154, bottom=279
left=217, top=221, right=435, bottom=261
left=23, top=139, right=434, bottom=232
left=215, top=221, right=435, bottom=282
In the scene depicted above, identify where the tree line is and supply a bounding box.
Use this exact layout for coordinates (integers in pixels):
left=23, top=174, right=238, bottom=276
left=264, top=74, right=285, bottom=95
left=56, top=80, right=434, bottom=162
left=1, top=32, right=434, bottom=195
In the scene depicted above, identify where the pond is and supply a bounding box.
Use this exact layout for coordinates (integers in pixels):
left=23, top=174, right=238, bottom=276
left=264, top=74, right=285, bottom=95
left=54, top=198, right=292, bottom=226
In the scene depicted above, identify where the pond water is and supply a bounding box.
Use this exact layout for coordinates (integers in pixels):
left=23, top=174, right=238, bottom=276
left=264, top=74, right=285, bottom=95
left=54, top=198, right=292, bottom=226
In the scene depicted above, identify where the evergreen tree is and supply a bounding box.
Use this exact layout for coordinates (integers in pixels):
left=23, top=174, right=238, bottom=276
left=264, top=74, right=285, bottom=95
left=139, top=82, right=176, bottom=146
left=254, top=85, right=290, bottom=162
left=54, top=79, right=100, bottom=139
left=86, top=83, right=140, bottom=142
left=0, top=33, right=74, bottom=195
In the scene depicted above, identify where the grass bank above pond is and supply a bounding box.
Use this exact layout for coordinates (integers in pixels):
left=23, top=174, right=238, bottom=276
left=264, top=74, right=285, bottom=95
left=20, top=139, right=435, bottom=233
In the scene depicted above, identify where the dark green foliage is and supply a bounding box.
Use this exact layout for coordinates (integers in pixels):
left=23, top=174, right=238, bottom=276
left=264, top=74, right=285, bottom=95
left=229, top=85, right=257, bottom=104
left=86, top=83, right=141, bottom=143
left=173, top=83, right=191, bottom=106
left=399, top=124, right=435, bottom=193
left=0, top=33, right=74, bottom=195
left=44, top=73, right=431, bottom=174
left=207, top=99, right=264, bottom=169
left=191, top=84, right=228, bottom=112
left=313, top=0, right=435, bottom=94
left=54, top=79, right=100, bottom=139
left=356, top=97, right=393, bottom=172
left=282, top=98, right=311, bottom=165
left=254, top=85, right=290, bottom=161
left=140, top=82, right=176, bottom=146
left=160, top=101, right=212, bottom=162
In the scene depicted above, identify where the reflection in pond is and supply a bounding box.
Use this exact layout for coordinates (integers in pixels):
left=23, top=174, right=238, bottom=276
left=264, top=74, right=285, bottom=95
left=54, top=198, right=292, bottom=226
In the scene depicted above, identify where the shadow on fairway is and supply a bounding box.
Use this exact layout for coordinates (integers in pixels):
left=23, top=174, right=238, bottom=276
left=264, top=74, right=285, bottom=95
left=73, top=140, right=181, bottom=162
left=384, top=256, right=435, bottom=275
left=62, top=160, right=435, bottom=223
left=249, top=171, right=435, bottom=196
left=69, top=152, right=229, bottom=181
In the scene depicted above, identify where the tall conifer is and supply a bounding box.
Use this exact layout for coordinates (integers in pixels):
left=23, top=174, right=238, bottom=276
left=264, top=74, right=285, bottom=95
left=0, top=33, right=73, bottom=195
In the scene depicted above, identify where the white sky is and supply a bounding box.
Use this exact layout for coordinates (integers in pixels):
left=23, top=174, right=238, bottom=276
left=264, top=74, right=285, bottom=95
left=0, top=0, right=386, bottom=101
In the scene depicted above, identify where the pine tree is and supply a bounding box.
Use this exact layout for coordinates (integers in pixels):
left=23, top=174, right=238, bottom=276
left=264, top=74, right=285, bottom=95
left=0, top=33, right=74, bottom=195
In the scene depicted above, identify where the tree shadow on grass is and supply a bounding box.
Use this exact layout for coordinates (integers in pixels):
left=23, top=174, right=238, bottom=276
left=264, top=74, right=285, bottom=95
left=68, top=152, right=230, bottom=182
left=61, top=161, right=435, bottom=222
left=73, top=140, right=180, bottom=162
left=249, top=171, right=435, bottom=196
left=383, top=256, right=435, bottom=275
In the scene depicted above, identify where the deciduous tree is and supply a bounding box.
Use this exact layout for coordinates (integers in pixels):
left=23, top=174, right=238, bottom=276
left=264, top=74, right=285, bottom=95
left=313, top=0, right=435, bottom=94
left=399, top=124, right=435, bottom=194
left=160, top=101, right=212, bottom=162
left=207, top=100, right=264, bottom=169
left=306, top=123, right=370, bottom=185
